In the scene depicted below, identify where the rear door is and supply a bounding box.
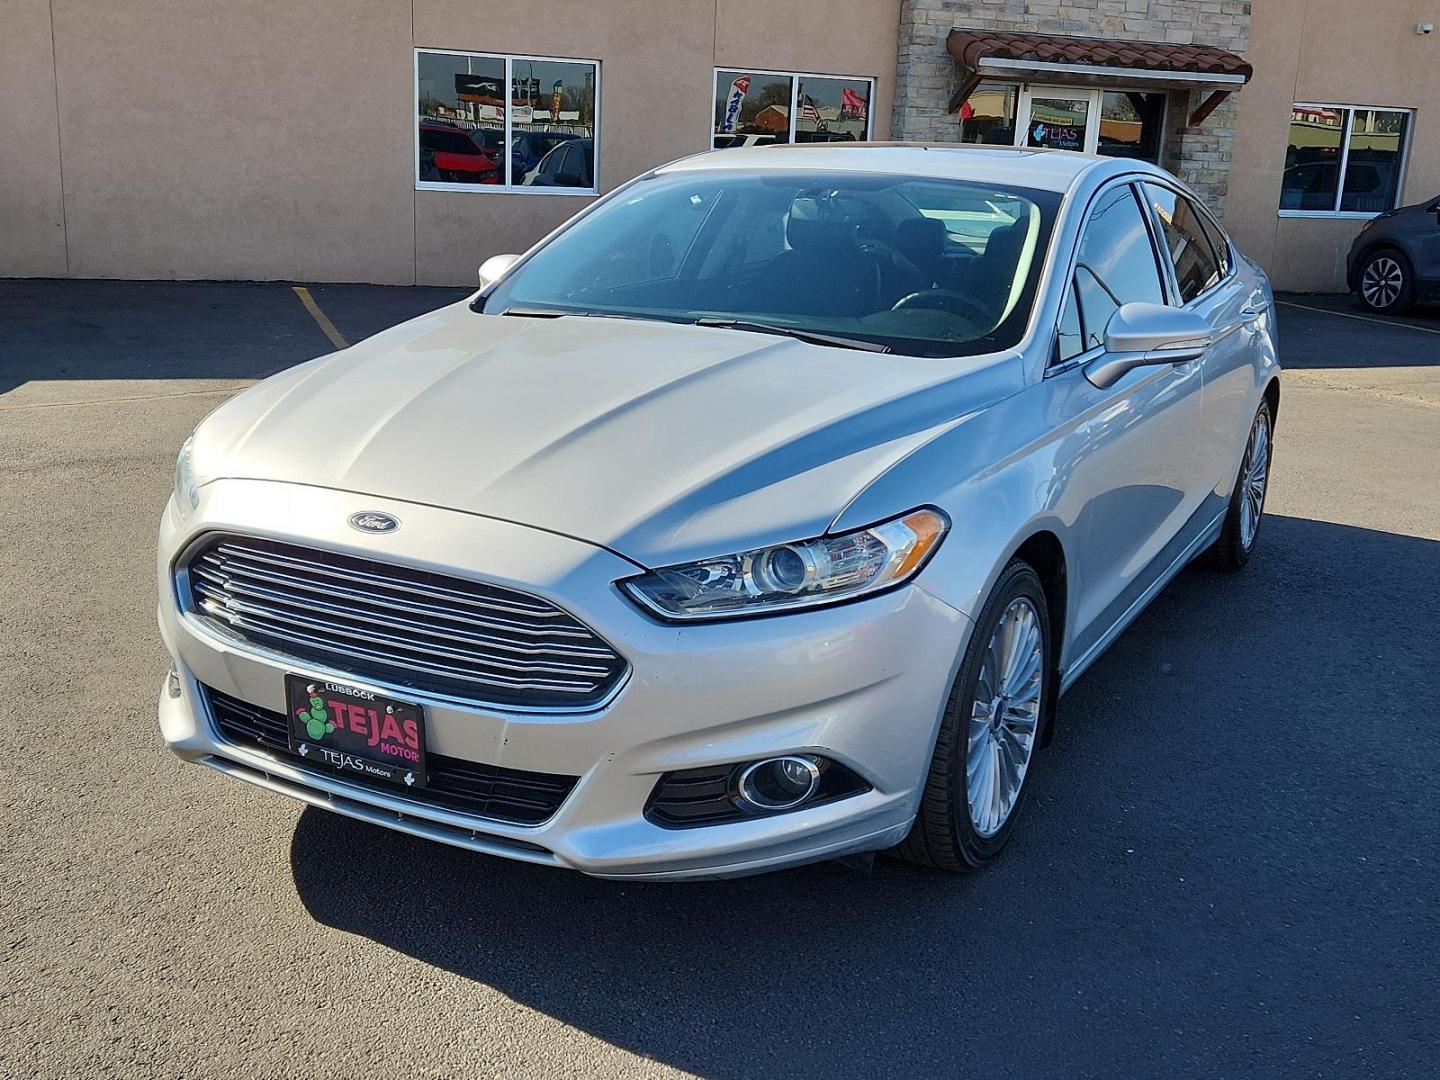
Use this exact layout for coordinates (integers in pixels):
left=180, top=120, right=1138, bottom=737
left=1138, top=182, right=1260, bottom=509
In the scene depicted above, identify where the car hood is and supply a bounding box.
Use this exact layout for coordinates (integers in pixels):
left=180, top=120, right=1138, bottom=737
left=195, top=302, right=1021, bottom=566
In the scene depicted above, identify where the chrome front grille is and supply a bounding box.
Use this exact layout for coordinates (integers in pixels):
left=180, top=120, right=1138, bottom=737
left=182, top=535, right=627, bottom=710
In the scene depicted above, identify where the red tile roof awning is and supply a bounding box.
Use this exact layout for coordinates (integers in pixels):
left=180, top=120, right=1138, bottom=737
left=947, top=28, right=1253, bottom=85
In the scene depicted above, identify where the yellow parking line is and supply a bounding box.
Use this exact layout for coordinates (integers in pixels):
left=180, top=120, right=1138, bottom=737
left=1275, top=299, right=1440, bottom=336
left=292, top=286, right=350, bottom=349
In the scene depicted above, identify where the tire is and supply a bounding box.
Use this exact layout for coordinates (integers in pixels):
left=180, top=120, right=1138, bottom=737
left=893, top=560, right=1051, bottom=871
left=1356, top=248, right=1416, bottom=314
left=1209, top=400, right=1274, bottom=571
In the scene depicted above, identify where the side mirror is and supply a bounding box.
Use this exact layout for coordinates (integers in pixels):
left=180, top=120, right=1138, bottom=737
left=477, top=253, right=520, bottom=291
left=1085, top=302, right=1213, bottom=389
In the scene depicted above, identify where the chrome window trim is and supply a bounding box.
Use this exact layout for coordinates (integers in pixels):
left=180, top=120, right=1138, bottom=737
left=172, top=531, right=631, bottom=717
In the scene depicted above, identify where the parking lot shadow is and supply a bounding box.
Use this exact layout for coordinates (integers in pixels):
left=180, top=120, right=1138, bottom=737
left=1275, top=293, right=1440, bottom=369
left=291, top=514, right=1439, bottom=1078
left=0, top=279, right=467, bottom=397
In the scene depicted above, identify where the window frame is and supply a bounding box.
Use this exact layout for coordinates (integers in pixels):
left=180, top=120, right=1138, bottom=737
left=1137, top=179, right=1233, bottom=308
left=1278, top=102, right=1414, bottom=220
left=710, top=67, right=876, bottom=147
left=1047, top=177, right=1171, bottom=372
left=414, top=47, right=602, bottom=196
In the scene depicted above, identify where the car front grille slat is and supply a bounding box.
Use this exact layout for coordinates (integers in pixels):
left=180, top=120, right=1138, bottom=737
left=190, top=565, right=612, bottom=657
left=184, top=535, right=627, bottom=709
left=204, top=686, right=577, bottom=825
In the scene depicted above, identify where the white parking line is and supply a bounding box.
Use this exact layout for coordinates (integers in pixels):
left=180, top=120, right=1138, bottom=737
left=1275, top=299, right=1440, bottom=336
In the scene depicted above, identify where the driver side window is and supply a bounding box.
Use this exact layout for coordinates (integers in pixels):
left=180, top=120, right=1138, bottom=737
left=1054, top=183, right=1165, bottom=365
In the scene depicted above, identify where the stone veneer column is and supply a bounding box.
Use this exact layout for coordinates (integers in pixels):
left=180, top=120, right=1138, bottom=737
left=894, top=0, right=1251, bottom=218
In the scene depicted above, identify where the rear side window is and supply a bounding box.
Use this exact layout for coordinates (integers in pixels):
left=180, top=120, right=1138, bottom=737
left=1058, top=184, right=1165, bottom=361
left=1195, top=210, right=1231, bottom=275
left=1142, top=183, right=1221, bottom=303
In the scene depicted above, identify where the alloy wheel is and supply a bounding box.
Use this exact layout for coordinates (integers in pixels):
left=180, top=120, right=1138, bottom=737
left=1239, top=408, right=1271, bottom=550
left=1361, top=255, right=1405, bottom=310
left=966, top=597, right=1044, bottom=838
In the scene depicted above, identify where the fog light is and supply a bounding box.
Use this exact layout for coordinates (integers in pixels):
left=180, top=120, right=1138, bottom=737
left=737, top=755, right=821, bottom=811
left=166, top=665, right=183, bottom=699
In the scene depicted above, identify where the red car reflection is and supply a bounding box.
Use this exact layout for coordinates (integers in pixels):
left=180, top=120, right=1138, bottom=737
left=419, top=122, right=501, bottom=184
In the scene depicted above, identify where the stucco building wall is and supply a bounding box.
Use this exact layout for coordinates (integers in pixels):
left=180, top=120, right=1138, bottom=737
left=0, top=0, right=898, bottom=286
left=1227, top=0, right=1440, bottom=291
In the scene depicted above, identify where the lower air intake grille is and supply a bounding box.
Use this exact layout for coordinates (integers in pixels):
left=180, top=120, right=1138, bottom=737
left=205, top=686, right=578, bottom=825
left=182, top=534, right=627, bottom=710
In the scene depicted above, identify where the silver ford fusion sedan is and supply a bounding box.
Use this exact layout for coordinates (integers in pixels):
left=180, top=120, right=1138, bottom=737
left=157, top=145, right=1280, bottom=879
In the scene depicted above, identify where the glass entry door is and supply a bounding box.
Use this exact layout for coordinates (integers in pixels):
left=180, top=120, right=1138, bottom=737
left=1015, top=86, right=1167, bottom=163
left=1017, top=87, right=1096, bottom=153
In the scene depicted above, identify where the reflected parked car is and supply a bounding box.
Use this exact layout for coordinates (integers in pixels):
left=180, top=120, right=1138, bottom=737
left=1346, top=194, right=1440, bottom=312
left=417, top=122, right=500, bottom=184
left=475, top=129, right=581, bottom=177
left=1280, top=156, right=1397, bottom=213
left=522, top=137, right=594, bottom=188
left=159, top=146, right=1279, bottom=880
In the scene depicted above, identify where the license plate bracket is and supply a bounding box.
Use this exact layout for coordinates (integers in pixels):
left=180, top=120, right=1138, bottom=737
left=284, top=674, right=427, bottom=789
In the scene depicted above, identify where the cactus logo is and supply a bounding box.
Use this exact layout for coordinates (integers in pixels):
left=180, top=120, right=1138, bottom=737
left=296, top=687, right=336, bottom=741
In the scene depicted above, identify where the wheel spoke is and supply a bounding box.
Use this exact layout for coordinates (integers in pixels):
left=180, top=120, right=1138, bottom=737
left=965, top=596, right=1046, bottom=838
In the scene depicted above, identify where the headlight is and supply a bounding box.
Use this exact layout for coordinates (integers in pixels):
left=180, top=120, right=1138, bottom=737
left=174, top=435, right=200, bottom=510
left=621, top=508, right=948, bottom=621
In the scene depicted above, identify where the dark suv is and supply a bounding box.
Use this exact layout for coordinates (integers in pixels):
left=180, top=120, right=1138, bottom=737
left=1346, top=196, right=1440, bottom=313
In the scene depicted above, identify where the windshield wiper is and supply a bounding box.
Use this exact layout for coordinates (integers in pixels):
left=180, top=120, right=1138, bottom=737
left=495, top=305, right=571, bottom=318
left=692, top=318, right=891, bottom=353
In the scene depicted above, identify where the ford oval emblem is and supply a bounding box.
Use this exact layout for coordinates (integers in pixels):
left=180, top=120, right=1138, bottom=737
left=348, top=511, right=400, bottom=534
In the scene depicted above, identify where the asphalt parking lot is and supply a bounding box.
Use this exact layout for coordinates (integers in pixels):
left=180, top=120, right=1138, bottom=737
left=2, top=279, right=1438, bottom=1078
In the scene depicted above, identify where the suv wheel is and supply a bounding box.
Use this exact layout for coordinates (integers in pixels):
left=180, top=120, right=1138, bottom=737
left=1357, top=249, right=1415, bottom=314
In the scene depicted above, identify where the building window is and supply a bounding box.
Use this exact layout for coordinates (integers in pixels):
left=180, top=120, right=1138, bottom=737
left=713, top=69, right=873, bottom=149
left=1279, top=104, right=1410, bottom=217
left=959, top=82, right=1018, bottom=145
left=415, top=49, right=599, bottom=193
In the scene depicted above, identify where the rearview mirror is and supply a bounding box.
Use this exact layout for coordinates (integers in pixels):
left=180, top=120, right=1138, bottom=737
left=1085, top=302, right=1213, bottom=389
left=478, top=253, right=520, bottom=291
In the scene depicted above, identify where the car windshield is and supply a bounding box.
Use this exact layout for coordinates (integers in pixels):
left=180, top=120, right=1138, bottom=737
left=484, top=170, right=1061, bottom=357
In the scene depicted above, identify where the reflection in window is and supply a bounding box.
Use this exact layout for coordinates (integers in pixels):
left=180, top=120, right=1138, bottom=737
left=1143, top=183, right=1221, bottom=302
left=483, top=171, right=1060, bottom=358
left=1072, top=186, right=1165, bottom=351
left=1280, top=104, right=1411, bottom=215
left=959, top=82, right=1017, bottom=145
left=794, top=76, right=870, bottom=143
left=1097, top=92, right=1166, bottom=164
left=1025, top=96, right=1089, bottom=152
left=416, top=50, right=598, bottom=192
left=712, top=70, right=873, bottom=148
left=1341, top=110, right=1408, bottom=212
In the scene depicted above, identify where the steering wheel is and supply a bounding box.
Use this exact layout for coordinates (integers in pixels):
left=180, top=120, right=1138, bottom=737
left=891, top=288, right=994, bottom=328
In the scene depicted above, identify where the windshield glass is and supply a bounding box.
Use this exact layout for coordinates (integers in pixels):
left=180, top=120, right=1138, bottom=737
left=484, top=170, right=1061, bottom=356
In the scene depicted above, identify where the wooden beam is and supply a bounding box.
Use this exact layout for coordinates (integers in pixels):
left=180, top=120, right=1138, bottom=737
left=1189, top=89, right=1230, bottom=127
left=947, top=70, right=983, bottom=115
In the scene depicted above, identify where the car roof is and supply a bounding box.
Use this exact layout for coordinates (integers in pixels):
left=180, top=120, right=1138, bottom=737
left=658, top=143, right=1145, bottom=193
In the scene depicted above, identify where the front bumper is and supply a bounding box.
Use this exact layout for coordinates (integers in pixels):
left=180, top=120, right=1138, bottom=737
left=157, top=479, right=971, bottom=879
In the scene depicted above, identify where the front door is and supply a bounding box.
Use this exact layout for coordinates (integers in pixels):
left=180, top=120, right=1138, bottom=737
left=1017, top=87, right=1098, bottom=153
left=1015, top=86, right=1167, bottom=163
